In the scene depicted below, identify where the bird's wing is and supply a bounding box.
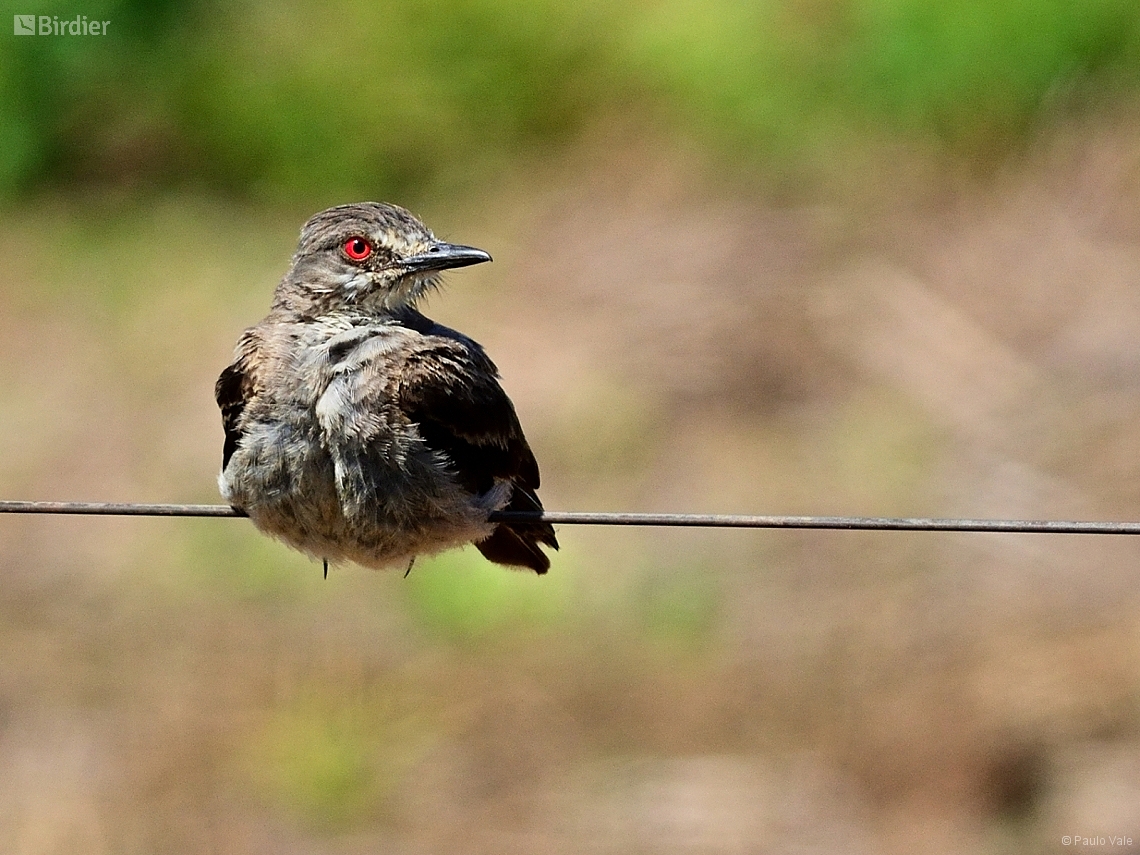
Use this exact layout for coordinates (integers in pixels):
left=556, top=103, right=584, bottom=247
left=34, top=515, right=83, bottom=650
left=396, top=336, right=559, bottom=571
left=396, top=337, right=539, bottom=496
left=215, top=329, right=261, bottom=471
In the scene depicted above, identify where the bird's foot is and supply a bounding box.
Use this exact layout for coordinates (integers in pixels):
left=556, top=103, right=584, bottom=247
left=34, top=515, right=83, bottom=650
left=404, top=556, right=416, bottom=578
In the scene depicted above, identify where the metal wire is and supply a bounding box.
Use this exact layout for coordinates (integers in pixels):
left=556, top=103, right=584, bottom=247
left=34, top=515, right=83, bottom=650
left=0, top=501, right=244, bottom=517
left=2, top=501, right=1140, bottom=534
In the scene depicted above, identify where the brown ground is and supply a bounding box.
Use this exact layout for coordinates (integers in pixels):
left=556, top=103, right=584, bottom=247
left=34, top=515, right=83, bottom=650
left=3, top=111, right=1140, bottom=853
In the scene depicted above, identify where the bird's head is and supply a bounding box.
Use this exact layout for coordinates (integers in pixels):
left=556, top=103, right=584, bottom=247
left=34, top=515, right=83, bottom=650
left=273, top=202, right=491, bottom=316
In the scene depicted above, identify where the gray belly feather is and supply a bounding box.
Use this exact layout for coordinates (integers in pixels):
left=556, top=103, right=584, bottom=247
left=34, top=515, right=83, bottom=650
left=220, top=323, right=503, bottom=569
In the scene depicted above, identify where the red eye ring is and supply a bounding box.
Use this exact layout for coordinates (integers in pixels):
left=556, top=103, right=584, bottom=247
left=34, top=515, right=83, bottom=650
left=344, top=237, right=372, bottom=261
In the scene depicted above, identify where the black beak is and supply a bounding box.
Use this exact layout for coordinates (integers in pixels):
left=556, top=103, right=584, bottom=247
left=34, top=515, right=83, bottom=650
left=402, top=241, right=492, bottom=273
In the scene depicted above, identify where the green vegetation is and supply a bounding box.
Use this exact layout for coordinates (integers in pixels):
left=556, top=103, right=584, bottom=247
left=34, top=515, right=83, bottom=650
left=2, top=0, right=1138, bottom=200
left=244, top=690, right=439, bottom=830
left=401, top=547, right=572, bottom=642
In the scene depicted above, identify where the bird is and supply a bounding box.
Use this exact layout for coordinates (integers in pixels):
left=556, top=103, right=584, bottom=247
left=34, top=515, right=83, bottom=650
left=215, top=202, right=558, bottom=575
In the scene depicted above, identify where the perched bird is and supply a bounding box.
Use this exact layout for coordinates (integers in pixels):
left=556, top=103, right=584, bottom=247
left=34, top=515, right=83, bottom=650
left=215, top=202, right=558, bottom=574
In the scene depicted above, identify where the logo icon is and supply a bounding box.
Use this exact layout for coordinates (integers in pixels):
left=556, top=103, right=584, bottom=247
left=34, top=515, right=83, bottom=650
left=13, top=15, right=35, bottom=34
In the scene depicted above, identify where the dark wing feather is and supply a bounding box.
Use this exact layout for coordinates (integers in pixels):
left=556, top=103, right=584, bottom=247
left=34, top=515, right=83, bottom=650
left=215, top=331, right=260, bottom=471
left=397, top=339, right=558, bottom=573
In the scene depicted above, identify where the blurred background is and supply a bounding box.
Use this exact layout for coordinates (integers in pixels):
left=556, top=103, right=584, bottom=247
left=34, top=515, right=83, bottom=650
left=3, top=0, right=1140, bottom=852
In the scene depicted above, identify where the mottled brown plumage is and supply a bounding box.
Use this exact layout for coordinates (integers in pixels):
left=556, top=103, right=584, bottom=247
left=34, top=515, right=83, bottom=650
left=216, top=202, right=557, bottom=573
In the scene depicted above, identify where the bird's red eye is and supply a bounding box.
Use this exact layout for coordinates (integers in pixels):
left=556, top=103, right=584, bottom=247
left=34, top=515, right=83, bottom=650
left=344, top=237, right=372, bottom=261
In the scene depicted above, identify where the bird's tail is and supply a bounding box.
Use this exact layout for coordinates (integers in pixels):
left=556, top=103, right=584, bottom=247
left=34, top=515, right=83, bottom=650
left=476, top=486, right=558, bottom=574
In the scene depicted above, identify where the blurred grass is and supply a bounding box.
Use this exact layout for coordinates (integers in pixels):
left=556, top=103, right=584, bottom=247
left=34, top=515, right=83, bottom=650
left=244, top=688, right=439, bottom=831
left=628, top=0, right=1140, bottom=159
left=1, top=0, right=1139, bottom=200
left=401, top=547, right=573, bottom=642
